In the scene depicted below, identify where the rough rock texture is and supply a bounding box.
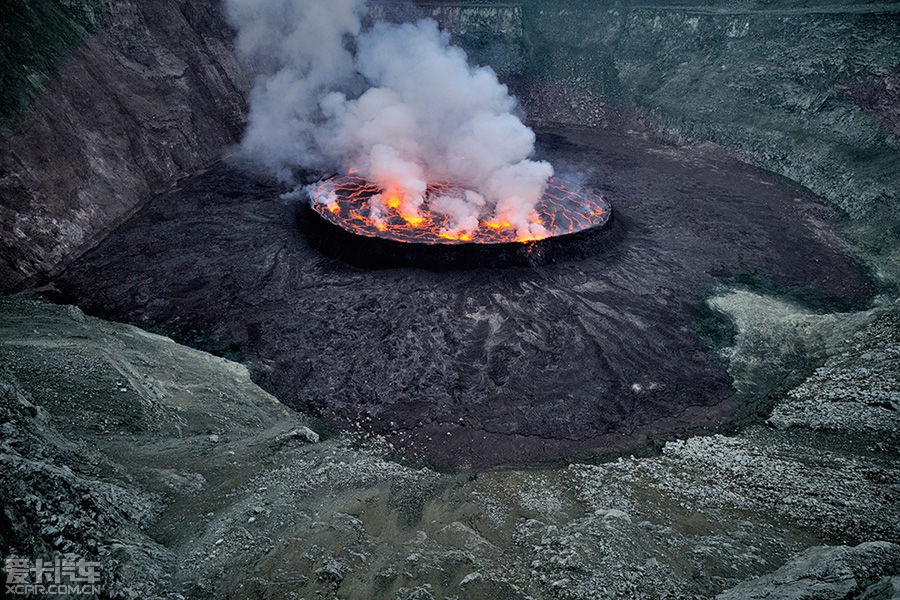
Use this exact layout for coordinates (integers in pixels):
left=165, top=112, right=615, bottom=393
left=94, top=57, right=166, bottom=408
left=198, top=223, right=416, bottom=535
left=0, top=0, right=246, bottom=289
left=0, top=294, right=313, bottom=597
left=0, top=374, right=166, bottom=597
left=51, top=120, right=874, bottom=467
left=0, top=0, right=105, bottom=133
left=418, top=2, right=525, bottom=76
left=768, top=310, right=900, bottom=447
left=707, top=290, right=886, bottom=413
left=717, top=542, right=900, bottom=600
left=1, top=295, right=897, bottom=599
left=4, top=1, right=897, bottom=292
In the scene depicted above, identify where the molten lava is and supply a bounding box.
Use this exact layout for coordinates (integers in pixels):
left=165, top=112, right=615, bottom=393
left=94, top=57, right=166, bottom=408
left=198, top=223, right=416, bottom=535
left=311, top=174, right=611, bottom=245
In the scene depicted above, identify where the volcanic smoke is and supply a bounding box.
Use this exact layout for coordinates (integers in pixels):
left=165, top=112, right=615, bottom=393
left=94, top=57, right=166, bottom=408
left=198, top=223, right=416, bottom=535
left=226, top=0, right=602, bottom=242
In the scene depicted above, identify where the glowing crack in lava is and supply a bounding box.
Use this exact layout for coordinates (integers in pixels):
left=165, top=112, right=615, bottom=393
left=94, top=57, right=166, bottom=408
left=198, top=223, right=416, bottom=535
left=311, top=174, right=611, bottom=245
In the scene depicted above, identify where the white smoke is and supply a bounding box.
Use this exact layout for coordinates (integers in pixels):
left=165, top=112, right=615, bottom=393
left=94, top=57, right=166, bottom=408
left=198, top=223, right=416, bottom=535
left=225, top=0, right=553, bottom=238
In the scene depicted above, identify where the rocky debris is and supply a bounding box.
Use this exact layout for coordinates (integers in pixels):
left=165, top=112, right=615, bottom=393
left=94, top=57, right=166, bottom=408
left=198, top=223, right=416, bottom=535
left=769, top=311, right=900, bottom=447
left=315, top=556, right=346, bottom=584
left=1, top=293, right=897, bottom=599
left=515, top=81, right=609, bottom=129
left=0, top=367, right=172, bottom=598
left=418, top=4, right=524, bottom=77
left=717, top=542, right=900, bottom=600
left=861, top=576, right=900, bottom=600
left=0, top=293, right=311, bottom=597
left=511, top=513, right=689, bottom=599
left=848, top=73, right=900, bottom=138
left=543, top=298, right=900, bottom=597
left=398, top=584, right=435, bottom=600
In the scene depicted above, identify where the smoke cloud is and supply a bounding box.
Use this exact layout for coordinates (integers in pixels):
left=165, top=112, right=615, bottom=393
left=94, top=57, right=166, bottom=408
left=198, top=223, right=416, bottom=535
left=225, top=0, right=553, bottom=238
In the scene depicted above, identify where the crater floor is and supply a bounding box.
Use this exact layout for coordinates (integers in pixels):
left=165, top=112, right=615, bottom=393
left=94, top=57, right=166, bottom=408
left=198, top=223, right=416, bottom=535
left=52, top=123, right=874, bottom=467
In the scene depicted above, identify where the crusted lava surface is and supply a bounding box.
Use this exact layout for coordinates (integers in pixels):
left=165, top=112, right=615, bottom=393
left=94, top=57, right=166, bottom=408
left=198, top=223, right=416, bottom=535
left=51, top=124, right=874, bottom=468
left=301, top=201, right=618, bottom=270
left=302, top=173, right=615, bottom=269
left=310, top=174, right=612, bottom=245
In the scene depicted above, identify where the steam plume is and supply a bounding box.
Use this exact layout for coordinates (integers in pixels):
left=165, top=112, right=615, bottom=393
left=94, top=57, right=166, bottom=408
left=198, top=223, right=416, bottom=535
left=225, top=0, right=553, bottom=238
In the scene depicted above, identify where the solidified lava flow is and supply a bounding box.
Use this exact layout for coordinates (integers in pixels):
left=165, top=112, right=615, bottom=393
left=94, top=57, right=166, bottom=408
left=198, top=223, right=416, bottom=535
left=310, top=174, right=611, bottom=244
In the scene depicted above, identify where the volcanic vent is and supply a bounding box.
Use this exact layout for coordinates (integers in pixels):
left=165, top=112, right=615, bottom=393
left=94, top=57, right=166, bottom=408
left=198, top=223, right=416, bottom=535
left=307, top=173, right=613, bottom=267
left=312, top=173, right=611, bottom=244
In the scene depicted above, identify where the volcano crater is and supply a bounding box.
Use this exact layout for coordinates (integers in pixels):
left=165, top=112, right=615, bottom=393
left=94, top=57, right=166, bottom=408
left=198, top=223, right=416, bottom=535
left=51, top=123, right=875, bottom=468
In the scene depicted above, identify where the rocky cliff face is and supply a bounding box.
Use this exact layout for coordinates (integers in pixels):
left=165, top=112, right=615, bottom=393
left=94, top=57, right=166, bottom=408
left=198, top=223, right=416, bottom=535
left=0, top=1, right=246, bottom=289
left=2, top=1, right=896, bottom=291
left=428, top=0, right=900, bottom=285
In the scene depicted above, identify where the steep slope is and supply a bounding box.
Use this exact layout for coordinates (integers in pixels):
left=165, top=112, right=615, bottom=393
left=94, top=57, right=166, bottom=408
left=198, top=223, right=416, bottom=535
left=0, top=0, right=246, bottom=289
left=426, top=0, right=900, bottom=285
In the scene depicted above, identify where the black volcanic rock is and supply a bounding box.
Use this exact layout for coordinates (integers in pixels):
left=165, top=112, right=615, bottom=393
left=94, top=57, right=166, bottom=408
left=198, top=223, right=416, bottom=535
left=52, top=122, right=874, bottom=468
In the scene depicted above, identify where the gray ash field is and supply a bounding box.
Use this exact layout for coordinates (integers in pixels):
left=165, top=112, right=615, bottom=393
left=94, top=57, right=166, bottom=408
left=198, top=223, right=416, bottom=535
left=52, top=121, right=874, bottom=468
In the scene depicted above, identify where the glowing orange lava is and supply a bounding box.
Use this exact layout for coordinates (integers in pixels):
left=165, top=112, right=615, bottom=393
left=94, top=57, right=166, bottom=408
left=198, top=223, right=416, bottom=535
left=311, top=174, right=611, bottom=245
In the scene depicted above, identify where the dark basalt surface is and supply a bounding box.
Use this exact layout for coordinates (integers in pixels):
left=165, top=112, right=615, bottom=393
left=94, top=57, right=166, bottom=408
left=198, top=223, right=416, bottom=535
left=51, top=123, right=875, bottom=468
